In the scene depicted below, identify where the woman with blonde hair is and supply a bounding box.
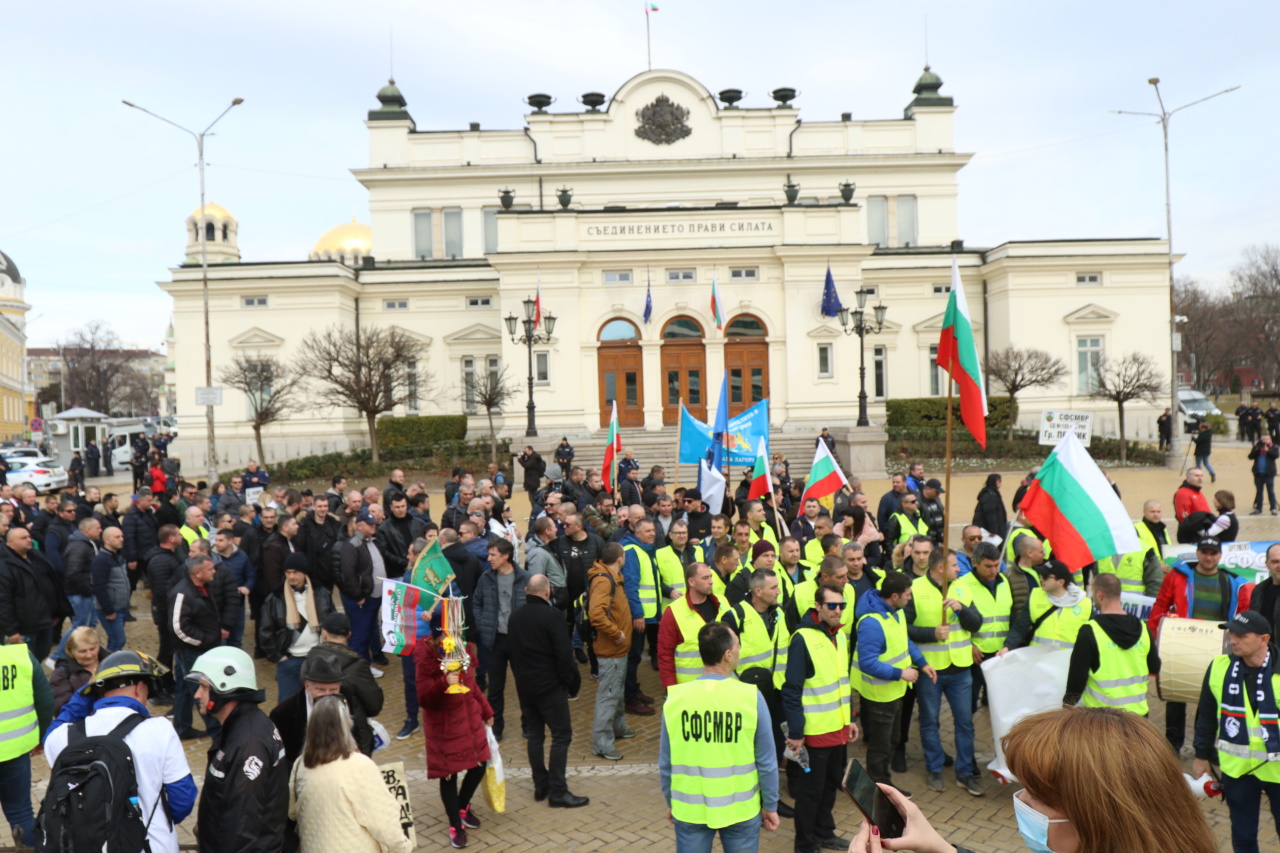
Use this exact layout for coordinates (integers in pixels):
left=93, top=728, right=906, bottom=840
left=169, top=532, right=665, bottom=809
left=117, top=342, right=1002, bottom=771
left=288, top=695, right=411, bottom=853
left=49, top=626, right=105, bottom=712
left=850, top=705, right=1217, bottom=853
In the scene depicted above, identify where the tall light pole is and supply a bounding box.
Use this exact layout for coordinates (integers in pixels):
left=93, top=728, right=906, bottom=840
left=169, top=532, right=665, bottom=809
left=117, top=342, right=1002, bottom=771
left=504, top=297, right=556, bottom=437
left=1114, top=79, right=1238, bottom=464
left=123, top=97, right=243, bottom=486
left=837, top=289, right=888, bottom=426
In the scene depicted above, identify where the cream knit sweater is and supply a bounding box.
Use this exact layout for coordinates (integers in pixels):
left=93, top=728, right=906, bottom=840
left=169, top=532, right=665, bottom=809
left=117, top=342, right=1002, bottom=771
left=288, top=752, right=413, bottom=853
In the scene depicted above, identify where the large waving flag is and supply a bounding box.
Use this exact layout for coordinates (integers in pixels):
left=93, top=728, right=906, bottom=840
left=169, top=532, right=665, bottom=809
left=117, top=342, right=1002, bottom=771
left=935, top=256, right=988, bottom=448
left=601, top=401, right=621, bottom=493
left=747, top=437, right=772, bottom=500
left=800, top=440, right=848, bottom=504
left=698, top=458, right=726, bottom=517
left=709, top=372, right=729, bottom=470
left=820, top=266, right=843, bottom=318
left=643, top=272, right=653, bottom=324
left=710, top=271, right=723, bottom=330
left=534, top=269, right=543, bottom=327
left=1019, top=431, right=1141, bottom=571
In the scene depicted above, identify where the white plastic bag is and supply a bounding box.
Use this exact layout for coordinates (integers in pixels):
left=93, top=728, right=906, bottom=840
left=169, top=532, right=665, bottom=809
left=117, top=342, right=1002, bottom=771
left=982, top=645, right=1072, bottom=784
left=370, top=719, right=391, bottom=754
left=482, top=724, right=506, bottom=813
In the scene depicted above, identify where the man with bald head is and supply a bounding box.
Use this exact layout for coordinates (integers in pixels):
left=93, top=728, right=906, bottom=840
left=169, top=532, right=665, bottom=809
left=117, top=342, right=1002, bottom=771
left=508, top=574, right=587, bottom=807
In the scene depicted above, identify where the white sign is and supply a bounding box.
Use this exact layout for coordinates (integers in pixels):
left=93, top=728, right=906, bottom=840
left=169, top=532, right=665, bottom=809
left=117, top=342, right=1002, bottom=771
left=1038, top=410, right=1093, bottom=446
left=379, top=761, right=416, bottom=846
left=195, top=387, right=223, bottom=406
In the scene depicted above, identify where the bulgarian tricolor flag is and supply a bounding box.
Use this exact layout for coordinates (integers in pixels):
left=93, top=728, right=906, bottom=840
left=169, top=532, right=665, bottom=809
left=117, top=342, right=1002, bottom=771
left=601, top=401, right=621, bottom=493
left=1019, top=431, right=1141, bottom=571
left=800, top=439, right=848, bottom=504
left=747, top=437, right=771, bottom=500
left=710, top=271, right=723, bottom=330
left=534, top=274, right=543, bottom=327
left=935, top=256, right=988, bottom=448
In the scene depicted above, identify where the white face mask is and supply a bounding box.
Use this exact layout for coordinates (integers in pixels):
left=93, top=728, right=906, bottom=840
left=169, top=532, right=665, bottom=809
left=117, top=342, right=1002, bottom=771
left=1013, top=790, right=1070, bottom=853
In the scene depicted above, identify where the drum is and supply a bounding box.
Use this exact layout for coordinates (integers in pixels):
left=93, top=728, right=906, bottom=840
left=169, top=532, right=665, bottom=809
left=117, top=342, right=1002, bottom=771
left=1156, top=617, right=1226, bottom=703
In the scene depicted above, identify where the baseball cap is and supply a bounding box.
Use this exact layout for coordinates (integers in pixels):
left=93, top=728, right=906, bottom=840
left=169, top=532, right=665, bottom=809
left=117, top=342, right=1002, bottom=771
left=356, top=509, right=377, bottom=525
left=1220, top=610, right=1271, bottom=635
left=321, top=612, right=351, bottom=636
left=924, top=478, right=945, bottom=493
left=1197, top=537, right=1222, bottom=553
left=1038, top=562, right=1074, bottom=585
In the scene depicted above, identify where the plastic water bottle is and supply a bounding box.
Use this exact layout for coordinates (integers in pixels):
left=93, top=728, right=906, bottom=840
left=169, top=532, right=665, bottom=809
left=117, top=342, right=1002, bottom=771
left=779, top=722, right=811, bottom=773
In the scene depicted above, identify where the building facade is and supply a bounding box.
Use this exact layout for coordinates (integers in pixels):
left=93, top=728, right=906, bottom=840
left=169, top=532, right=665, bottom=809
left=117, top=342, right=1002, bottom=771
left=0, top=251, right=31, bottom=440
left=158, top=68, right=1172, bottom=469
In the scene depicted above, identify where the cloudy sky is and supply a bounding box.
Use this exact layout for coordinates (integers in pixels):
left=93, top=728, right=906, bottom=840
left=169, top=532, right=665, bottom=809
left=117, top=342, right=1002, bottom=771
left=4, top=1, right=1275, bottom=347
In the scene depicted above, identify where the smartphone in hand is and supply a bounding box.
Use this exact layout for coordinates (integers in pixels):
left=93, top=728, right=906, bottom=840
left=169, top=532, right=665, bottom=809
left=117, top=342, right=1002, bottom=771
left=841, top=758, right=906, bottom=839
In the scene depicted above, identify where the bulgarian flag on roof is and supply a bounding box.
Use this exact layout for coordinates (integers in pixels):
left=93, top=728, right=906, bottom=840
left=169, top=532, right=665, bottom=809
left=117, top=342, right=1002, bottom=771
left=601, top=401, right=621, bottom=493
left=1019, top=431, right=1141, bottom=571
left=710, top=271, right=723, bottom=330
left=935, top=256, right=988, bottom=448
left=800, top=439, right=848, bottom=504
left=747, top=437, right=771, bottom=500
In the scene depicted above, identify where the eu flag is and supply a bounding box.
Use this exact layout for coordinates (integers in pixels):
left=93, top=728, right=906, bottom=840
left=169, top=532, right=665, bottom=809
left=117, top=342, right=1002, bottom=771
left=820, top=266, right=843, bottom=318
left=643, top=278, right=653, bottom=324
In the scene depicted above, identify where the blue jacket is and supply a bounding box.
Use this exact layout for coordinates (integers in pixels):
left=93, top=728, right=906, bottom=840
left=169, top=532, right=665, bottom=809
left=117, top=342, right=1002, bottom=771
left=855, top=589, right=926, bottom=685
left=462, top=536, right=492, bottom=573
left=619, top=531, right=657, bottom=622
left=220, top=547, right=255, bottom=591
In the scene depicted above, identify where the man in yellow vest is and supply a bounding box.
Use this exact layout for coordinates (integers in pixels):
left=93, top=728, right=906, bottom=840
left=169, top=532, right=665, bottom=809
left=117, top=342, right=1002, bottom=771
left=723, top=568, right=795, bottom=818
left=886, top=492, right=930, bottom=546
left=657, top=562, right=729, bottom=689
left=179, top=505, right=210, bottom=551
left=801, top=518, right=839, bottom=569
left=775, top=537, right=807, bottom=600
left=0, top=639, right=53, bottom=847
left=842, top=542, right=884, bottom=607
left=1135, top=499, right=1170, bottom=562
left=654, top=520, right=705, bottom=612
left=710, top=544, right=740, bottom=603
left=784, top=556, right=851, bottom=635
left=745, top=500, right=780, bottom=549
left=854, top=571, right=932, bottom=794
left=957, top=542, right=1010, bottom=713
left=1062, top=573, right=1159, bottom=714
left=1193, top=610, right=1280, bottom=853
left=660, top=621, right=780, bottom=851
left=726, top=541, right=777, bottom=604
left=731, top=520, right=754, bottom=573
left=621, top=518, right=660, bottom=716
left=905, top=548, right=985, bottom=796
left=1003, top=532, right=1046, bottom=624
left=999, top=562, right=1093, bottom=653
left=782, top=583, right=859, bottom=852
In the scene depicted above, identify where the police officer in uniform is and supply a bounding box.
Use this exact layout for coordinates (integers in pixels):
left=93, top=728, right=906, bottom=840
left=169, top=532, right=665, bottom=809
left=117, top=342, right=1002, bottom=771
left=0, top=639, right=52, bottom=847
left=1063, top=574, right=1159, bottom=714
left=659, top=621, right=779, bottom=852
left=186, top=647, right=287, bottom=853
left=1193, top=611, right=1280, bottom=853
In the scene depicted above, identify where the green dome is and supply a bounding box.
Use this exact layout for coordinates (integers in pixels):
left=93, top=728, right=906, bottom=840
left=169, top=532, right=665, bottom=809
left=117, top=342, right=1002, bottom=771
left=369, top=78, right=414, bottom=125
left=909, top=66, right=953, bottom=109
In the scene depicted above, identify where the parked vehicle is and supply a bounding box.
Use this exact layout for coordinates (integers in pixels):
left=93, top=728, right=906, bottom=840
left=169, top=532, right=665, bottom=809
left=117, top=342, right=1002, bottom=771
left=6, top=456, right=69, bottom=494
left=1178, top=389, right=1221, bottom=431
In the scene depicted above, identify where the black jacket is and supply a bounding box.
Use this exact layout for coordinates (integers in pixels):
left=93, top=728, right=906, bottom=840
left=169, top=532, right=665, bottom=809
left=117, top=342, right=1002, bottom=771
left=257, top=584, right=337, bottom=662
left=62, top=531, right=99, bottom=597
left=338, top=534, right=375, bottom=601
left=918, top=496, right=946, bottom=545
left=382, top=480, right=407, bottom=509
left=197, top=703, right=287, bottom=853
left=1249, top=441, right=1280, bottom=477
left=166, top=574, right=222, bottom=652
left=121, top=505, right=159, bottom=564
left=143, top=546, right=184, bottom=604
left=375, top=514, right=422, bottom=579
left=618, top=478, right=642, bottom=509
left=1063, top=613, right=1160, bottom=706
left=0, top=547, right=70, bottom=636
left=972, top=487, right=1008, bottom=537
left=1193, top=429, right=1213, bottom=456
left=211, top=562, right=245, bottom=630
left=443, top=541, right=483, bottom=639
left=312, top=641, right=384, bottom=717
left=439, top=504, right=468, bottom=533
left=260, top=532, right=296, bottom=595
left=1251, top=577, right=1280, bottom=637
left=507, top=594, right=581, bottom=700
left=296, top=514, right=343, bottom=587
left=518, top=451, right=546, bottom=490
left=269, top=686, right=373, bottom=772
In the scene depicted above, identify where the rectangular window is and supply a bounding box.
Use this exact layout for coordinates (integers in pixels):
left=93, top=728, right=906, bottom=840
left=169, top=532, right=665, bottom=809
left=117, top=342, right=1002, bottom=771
left=873, top=346, right=887, bottom=399
left=1077, top=337, right=1104, bottom=393
left=412, top=211, right=433, bottom=259
left=897, top=195, right=918, bottom=247
left=817, top=343, right=833, bottom=379
left=751, top=368, right=764, bottom=402
left=466, top=296, right=492, bottom=309
left=666, top=269, right=695, bottom=283
left=688, top=369, right=701, bottom=405
left=1076, top=272, right=1102, bottom=286
left=729, top=267, right=759, bottom=281
left=242, top=296, right=267, bottom=308
left=861, top=285, right=879, bottom=298
left=483, top=208, right=499, bottom=254
left=487, top=356, right=500, bottom=391
left=462, top=357, right=476, bottom=412
left=867, top=197, right=888, bottom=248
left=384, top=299, right=408, bottom=311
left=730, top=369, right=743, bottom=404
left=667, top=370, right=680, bottom=406
left=603, top=270, right=633, bottom=285
left=929, top=345, right=956, bottom=397
left=406, top=360, right=419, bottom=413
left=534, top=352, right=550, bottom=384
left=603, top=371, right=616, bottom=405
left=624, top=371, right=638, bottom=406
left=932, top=283, right=951, bottom=295
left=443, top=209, right=463, bottom=259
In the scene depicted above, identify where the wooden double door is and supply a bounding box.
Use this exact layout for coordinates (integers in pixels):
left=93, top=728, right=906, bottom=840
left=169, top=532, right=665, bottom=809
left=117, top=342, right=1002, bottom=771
left=724, top=340, right=769, bottom=417
left=662, top=343, right=706, bottom=425
left=598, top=343, right=645, bottom=428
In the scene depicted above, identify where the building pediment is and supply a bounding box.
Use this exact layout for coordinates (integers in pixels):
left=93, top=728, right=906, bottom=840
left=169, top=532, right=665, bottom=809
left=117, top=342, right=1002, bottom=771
left=1063, top=303, right=1119, bottom=324
left=228, top=327, right=285, bottom=348
left=386, top=325, right=432, bottom=346
left=442, top=323, right=502, bottom=346
left=807, top=324, right=841, bottom=339
left=913, top=313, right=981, bottom=334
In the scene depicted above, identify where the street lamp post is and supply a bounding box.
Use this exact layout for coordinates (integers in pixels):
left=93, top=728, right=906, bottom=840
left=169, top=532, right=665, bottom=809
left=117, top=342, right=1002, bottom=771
left=123, top=97, right=243, bottom=487
left=505, top=297, right=556, bottom=438
left=836, top=288, right=888, bottom=427
left=1114, top=79, right=1238, bottom=464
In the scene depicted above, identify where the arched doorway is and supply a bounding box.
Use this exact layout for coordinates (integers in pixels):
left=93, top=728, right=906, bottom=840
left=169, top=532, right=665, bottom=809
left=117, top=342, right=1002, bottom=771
left=661, top=316, right=706, bottom=425
left=724, top=314, right=769, bottom=417
left=598, top=318, right=645, bottom=428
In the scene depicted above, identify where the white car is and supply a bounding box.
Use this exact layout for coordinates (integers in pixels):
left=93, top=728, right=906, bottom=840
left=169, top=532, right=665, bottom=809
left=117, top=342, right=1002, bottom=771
left=6, top=456, right=68, bottom=494
left=1, top=447, right=43, bottom=462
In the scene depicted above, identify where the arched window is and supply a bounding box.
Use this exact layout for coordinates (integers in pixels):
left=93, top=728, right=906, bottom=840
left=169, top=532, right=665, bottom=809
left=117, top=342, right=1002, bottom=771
left=205, top=222, right=216, bottom=242
left=599, top=319, right=640, bottom=342
left=661, top=316, right=703, bottom=339
left=222, top=223, right=230, bottom=243
left=726, top=315, right=767, bottom=337
left=192, top=225, right=199, bottom=242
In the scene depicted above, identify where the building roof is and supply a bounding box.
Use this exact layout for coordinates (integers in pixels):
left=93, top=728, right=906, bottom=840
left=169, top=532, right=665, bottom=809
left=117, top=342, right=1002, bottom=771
left=52, top=406, right=109, bottom=420
left=190, top=202, right=235, bottom=222
left=311, top=218, right=372, bottom=259
left=0, top=250, right=20, bottom=283
left=26, top=347, right=164, bottom=359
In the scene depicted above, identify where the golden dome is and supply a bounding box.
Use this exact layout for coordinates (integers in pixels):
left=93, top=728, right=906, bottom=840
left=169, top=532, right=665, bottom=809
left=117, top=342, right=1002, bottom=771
left=190, top=201, right=234, bottom=222
left=310, top=218, right=372, bottom=260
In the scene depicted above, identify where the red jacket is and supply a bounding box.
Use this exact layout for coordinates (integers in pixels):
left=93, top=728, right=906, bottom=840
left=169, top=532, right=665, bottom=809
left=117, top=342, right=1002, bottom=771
left=416, top=639, right=493, bottom=780
left=1146, top=562, right=1252, bottom=637
left=1174, top=484, right=1210, bottom=522
left=657, top=593, right=724, bottom=689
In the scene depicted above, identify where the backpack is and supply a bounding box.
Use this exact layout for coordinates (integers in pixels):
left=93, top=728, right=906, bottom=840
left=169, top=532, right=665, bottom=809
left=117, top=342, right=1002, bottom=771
left=36, top=713, right=160, bottom=853
left=580, top=571, right=618, bottom=645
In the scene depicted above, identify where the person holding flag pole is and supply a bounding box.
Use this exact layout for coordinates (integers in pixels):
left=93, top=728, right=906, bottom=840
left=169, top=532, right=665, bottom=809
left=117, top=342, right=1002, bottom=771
left=748, top=436, right=786, bottom=547
left=602, top=401, right=621, bottom=498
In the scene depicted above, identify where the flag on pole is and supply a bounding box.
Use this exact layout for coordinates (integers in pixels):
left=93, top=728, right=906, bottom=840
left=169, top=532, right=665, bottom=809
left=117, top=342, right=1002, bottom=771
left=1019, top=430, right=1141, bottom=571
left=710, top=271, right=723, bottom=330
left=698, top=457, right=726, bottom=516
left=799, top=440, right=849, bottom=504
left=601, top=401, right=621, bottom=492
left=747, top=437, right=772, bottom=500
left=534, top=273, right=543, bottom=327
left=645, top=2, right=659, bottom=11
left=709, top=372, right=729, bottom=470
left=643, top=272, right=653, bottom=324
left=820, top=266, right=843, bottom=318
left=935, top=256, right=988, bottom=448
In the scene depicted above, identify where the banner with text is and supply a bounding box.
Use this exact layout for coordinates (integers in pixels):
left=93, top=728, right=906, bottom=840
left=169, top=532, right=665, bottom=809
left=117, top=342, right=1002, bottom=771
left=678, top=400, right=771, bottom=465
left=1038, top=410, right=1093, bottom=446
left=380, top=580, right=430, bottom=656
left=1163, top=541, right=1275, bottom=585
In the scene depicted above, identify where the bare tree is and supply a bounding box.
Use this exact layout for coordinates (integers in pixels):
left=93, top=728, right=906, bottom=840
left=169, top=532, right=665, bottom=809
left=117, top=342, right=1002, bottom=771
left=1229, top=244, right=1280, bottom=388
left=1090, top=352, right=1163, bottom=462
left=458, top=364, right=521, bottom=463
left=218, top=353, right=305, bottom=465
left=295, top=325, right=429, bottom=462
left=986, top=346, right=1068, bottom=440
left=58, top=321, right=155, bottom=415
